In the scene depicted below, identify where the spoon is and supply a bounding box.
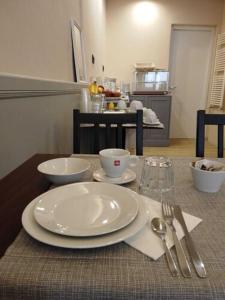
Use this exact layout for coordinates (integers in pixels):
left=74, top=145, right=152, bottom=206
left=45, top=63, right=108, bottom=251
left=151, top=217, right=178, bottom=277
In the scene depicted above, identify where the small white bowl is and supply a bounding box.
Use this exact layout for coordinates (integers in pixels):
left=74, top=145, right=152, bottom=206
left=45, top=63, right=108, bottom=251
left=37, top=158, right=90, bottom=185
left=190, top=160, right=225, bottom=193
left=130, top=100, right=143, bottom=111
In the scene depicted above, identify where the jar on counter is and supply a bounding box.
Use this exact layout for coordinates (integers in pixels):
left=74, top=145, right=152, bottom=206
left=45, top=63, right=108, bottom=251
left=91, top=94, right=103, bottom=113
left=80, top=88, right=91, bottom=113
left=108, top=101, right=115, bottom=110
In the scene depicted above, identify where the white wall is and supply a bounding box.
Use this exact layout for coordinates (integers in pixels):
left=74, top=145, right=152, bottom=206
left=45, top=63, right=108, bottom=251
left=105, top=0, right=224, bottom=84
left=0, top=0, right=81, bottom=81
left=0, top=0, right=107, bottom=82
left=221, top=1, right=225, bottom=32
left=0, top=0, right=107, bottom=178
left=207, top=1, right=225, bottom=146
left=0, top=93, right=80, bottom=178
left=0, top=0, right=83, bottom=178
left=81, top=0, right=106, bottom=81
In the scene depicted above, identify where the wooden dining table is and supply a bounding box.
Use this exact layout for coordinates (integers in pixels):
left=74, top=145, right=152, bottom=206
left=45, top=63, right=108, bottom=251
left=1, top=153, right=225, bottom=299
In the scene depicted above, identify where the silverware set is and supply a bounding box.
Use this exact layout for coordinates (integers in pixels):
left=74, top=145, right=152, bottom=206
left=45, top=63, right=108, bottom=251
left=152, top=201, right=207, bottom=278
left=139, top=156, right=207, bottom=278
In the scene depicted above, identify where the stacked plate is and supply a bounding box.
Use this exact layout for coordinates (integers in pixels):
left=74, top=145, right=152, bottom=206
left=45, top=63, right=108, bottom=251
left=22, top=182, right=148, bottom=249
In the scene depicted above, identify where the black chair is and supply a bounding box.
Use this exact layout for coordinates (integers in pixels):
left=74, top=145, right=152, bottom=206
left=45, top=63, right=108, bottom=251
left=196, top=110, right=225, bottom=158
left=73, top=109, right=143, bottom=155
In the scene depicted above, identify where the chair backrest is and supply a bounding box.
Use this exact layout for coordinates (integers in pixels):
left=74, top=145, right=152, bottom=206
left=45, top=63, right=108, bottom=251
left=73, top=109, right=143, bottom=155
left=196, top=110, right=225, bottom=158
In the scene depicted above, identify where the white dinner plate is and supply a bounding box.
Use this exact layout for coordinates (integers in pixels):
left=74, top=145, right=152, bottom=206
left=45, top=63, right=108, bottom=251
left=93, top=168, right=136, bottom=185
left=34, top=182, right=139, bottom=237
left=22, top=195, right=148, bottom=249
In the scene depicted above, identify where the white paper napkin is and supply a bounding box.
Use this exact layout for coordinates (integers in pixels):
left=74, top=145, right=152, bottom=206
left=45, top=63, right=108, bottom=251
left=125, top=196, right=202, bottom=260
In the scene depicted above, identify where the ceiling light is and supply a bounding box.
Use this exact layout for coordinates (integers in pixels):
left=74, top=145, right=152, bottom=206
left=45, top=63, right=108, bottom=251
left=132, top=1, right=158, bottom=26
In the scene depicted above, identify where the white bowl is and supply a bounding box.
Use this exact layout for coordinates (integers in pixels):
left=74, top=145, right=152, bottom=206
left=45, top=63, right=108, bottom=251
left=190, top=160, right=225, bottom=193
left=143, top=109, right=158, bottom=124
left=37, top=158, right=90, bottom=185
left=130, top=100, right=143, bottom=111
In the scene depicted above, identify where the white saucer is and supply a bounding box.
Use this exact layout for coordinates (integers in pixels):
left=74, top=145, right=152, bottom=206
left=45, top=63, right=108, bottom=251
left=93, top=168, right=136, bottom=184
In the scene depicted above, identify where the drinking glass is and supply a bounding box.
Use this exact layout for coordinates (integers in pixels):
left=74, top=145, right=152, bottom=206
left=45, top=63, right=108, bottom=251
left=139, top=156, right=174, bottom=201
left=91, top=94, right=103, bottom=113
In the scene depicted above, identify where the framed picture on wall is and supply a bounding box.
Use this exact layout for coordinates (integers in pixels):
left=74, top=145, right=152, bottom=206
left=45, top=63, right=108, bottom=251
left=71, top=20, right=88, bottom=83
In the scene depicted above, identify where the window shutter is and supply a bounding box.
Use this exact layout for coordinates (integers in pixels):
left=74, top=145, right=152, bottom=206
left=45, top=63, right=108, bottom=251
left=208, top=33, right=225, bottom=108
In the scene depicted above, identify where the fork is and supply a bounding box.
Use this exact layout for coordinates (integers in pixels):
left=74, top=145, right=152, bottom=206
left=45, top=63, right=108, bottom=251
left=162, top=201, right=192, bottom=278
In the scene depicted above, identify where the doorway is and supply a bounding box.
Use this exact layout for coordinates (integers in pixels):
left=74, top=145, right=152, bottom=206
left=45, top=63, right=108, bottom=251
left=169, top=25, right=215, bottom=138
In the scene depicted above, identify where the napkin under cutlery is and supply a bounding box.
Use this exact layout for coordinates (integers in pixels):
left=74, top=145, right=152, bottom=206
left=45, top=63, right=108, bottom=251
left=125, top=196, right=202, bottom=260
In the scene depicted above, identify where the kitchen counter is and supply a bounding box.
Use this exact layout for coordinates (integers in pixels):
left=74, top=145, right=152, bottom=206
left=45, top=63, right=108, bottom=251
left=130, top=94, right=172, bottom=146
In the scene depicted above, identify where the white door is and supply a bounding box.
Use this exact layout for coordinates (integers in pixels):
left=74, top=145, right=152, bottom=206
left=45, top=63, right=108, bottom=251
left=169, top=26, right=215, bottom=138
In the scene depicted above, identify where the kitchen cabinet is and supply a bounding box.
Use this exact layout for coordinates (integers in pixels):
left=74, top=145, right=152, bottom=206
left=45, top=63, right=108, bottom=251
left=129, top=94, right=172, bottom=146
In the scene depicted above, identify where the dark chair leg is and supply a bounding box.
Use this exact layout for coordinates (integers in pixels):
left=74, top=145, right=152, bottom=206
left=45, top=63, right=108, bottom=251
left=136, top=110, right=143, bottom=156
left=196, top=110, right=205, bottom=157
left=73, top=109, right=80, bottom=154
left=106, top=124, right=111, bottom=148
left=218, top=125, right=224, bottom=158
left=122, top=127, right=126, bottom=149
left=117, top=125, right=123, bottom=149
left=94, top=124, right=100, bottom=154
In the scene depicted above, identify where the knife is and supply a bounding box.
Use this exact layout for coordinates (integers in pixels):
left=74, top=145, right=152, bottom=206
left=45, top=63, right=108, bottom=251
left=174, top=205, right=207, bottom=278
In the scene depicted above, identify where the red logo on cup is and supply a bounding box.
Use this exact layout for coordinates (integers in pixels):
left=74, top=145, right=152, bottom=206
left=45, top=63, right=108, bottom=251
left=114, top=160, right=120, bottom=166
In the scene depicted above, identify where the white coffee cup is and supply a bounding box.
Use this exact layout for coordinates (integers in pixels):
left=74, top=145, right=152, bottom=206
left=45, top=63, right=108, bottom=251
left=99, top=148, right=130, bottom=178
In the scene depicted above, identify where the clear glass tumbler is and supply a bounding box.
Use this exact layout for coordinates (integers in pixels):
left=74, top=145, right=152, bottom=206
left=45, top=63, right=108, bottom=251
left=139, top=156, right=174, bottom=201
left=91, top=94, right=103, bottom=113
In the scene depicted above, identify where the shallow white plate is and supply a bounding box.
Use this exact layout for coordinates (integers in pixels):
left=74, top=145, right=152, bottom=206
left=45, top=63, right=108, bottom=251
left=22, top=196, right=148, bottom=249
left=143, top=117, right=160, bottom=125
left=93, top=168, right=136, bottom=185
left=34, top=182, right=139, bottom=237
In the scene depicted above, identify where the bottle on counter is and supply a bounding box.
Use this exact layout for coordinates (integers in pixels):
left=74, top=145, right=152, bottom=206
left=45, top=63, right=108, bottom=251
left=89, top=80, right=98, bottom=95
left=88, top=78, right=105, bottom=113
left=108, top=101, right=115, bottom=110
